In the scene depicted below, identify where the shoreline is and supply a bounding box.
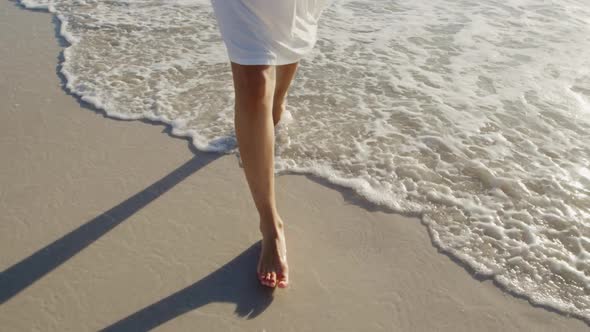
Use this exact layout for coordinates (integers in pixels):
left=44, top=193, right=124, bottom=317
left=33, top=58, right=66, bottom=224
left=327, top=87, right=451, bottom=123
left=1, top=1, right=588, bottom=330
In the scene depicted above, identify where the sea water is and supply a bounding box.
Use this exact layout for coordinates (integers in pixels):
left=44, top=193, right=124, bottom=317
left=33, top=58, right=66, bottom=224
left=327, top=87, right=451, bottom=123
left=17, top=0, right=590, bottom=321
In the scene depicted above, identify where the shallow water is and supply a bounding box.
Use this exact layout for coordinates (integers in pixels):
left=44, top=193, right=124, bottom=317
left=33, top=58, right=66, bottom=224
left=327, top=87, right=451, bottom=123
left=18, top=0, right=590, bottom=321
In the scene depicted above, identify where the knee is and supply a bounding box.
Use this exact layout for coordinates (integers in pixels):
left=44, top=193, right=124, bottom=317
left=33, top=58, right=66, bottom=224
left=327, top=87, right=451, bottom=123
left=232, top=64, right=275, bottom=103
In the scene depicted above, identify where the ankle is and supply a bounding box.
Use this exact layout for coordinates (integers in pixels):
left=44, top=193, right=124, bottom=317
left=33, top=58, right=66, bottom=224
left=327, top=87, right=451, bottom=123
left=259, top=215, right=284, bottom=238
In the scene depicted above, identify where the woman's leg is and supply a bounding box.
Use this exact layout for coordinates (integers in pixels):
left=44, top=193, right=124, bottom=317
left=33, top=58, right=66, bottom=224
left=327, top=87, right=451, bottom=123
left=230, top=62, right=289, bottom=288
left=272, top=62, right=299, bottom=126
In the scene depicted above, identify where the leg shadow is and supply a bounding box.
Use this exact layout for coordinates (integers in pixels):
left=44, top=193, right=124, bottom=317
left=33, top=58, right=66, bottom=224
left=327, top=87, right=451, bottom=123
left=101, top=241, right=273, bottom=331
left=0, top=153, right=221, bottom=304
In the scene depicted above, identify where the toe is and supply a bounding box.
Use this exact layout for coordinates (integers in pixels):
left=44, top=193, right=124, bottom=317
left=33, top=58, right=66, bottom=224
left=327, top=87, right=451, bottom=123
left=269, top=272, right=277, bottom=287
left=259, top=271, right=268, bottom=286
left=277, top=273, right=288, bottom=288
left=277, top=272, right=288, bottom=288
left=261, top=272, right=274, bottom=288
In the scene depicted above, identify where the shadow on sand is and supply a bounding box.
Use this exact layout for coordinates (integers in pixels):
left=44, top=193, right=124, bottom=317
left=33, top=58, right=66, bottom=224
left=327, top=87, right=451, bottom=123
left=0, top=154, right=218, bottom=304
left=101, top=242, right=273, bottom=331
left=0, top=153, right=273, bottom=327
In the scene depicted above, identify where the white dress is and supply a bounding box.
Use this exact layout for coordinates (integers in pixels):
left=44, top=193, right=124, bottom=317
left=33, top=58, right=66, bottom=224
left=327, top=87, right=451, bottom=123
left=211, top=0, right=330, bottom=65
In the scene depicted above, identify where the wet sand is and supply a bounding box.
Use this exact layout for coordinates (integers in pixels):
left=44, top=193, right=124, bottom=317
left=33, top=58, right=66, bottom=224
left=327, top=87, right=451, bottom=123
left=0, top=1, right=588, bottom=331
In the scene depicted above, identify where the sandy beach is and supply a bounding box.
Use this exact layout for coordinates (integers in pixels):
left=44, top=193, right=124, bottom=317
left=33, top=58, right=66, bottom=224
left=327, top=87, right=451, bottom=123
left=1, top=1, right=588, bottom=331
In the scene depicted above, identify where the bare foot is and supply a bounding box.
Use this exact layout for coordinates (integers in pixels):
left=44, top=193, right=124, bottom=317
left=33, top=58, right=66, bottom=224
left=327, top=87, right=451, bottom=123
left=257, top=218, right=289, bottom=288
